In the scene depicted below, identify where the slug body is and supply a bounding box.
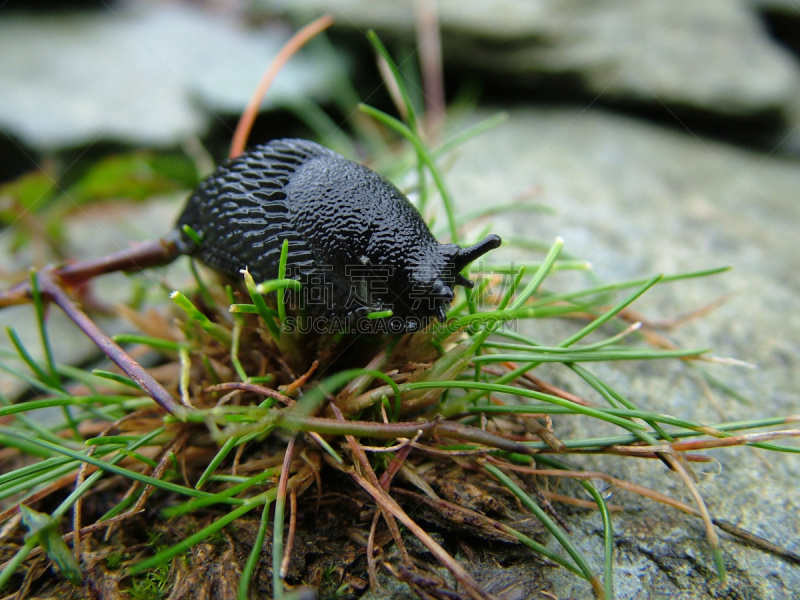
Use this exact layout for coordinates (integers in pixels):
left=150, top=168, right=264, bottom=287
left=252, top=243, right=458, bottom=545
left=176, top=139, right=500, bottom=331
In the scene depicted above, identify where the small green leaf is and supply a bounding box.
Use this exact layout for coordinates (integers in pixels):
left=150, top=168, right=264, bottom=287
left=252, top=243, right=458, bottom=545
left=20, top=505, right=83, bottom=585
left=63, top=152, right=196, bottom=205
left=0, top=170, right=57, bottom=217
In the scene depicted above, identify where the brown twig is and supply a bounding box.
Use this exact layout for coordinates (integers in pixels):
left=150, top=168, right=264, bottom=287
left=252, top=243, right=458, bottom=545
left=618, top=293, right=735, bottom=331
left=602, top=448, right=712, bottom=462
left=280, top=488, right=298, bottom=577
left=540, top=490, right=624, bottom=512
left=413, top=0, right=446, bottom=139
left=665, top=429, right=800, bottom=451
left=714, top=519, right=800, bottom=565
left=274, top=411, right=538, bottom=457
left=282, top=360, right=319, bottom=394
left=342, top=466, right=497, bottom=600
left=517, top=371, right=594, bottom=407
left=522, top=472, right=572, bottom=534
left=359, top=430, right=422, bottom=453
left=330, top=401, right=412, bottom=566
left=123, top=432, right=191, bottom=525
left=376, top=56, right=407, bottom=124
left=230, top=15, right=335, bottom=159
left=0, top=237, right=182, bottom=310
left=36, top=271, right=185, bottom=416
left=205, top=382, right=294, bottom=406
left=366, top=511, right=383, bottom=592
left=232, top=442, right=245, bottom=478
left=274, top=435, right=297, bottom=594
left=379, top=444, right=414, bottom=491
left=409, top=443, right=496, bottom=458
left=337, top=346, right=393, bottom=404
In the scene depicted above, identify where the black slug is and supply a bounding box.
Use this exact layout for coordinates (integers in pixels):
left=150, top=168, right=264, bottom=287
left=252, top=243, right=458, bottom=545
left=175, top=138, right=501, bottom=332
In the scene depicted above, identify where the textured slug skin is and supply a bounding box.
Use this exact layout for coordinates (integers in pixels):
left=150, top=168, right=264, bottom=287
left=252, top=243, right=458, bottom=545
left=176, top=138, right=500, bottom=328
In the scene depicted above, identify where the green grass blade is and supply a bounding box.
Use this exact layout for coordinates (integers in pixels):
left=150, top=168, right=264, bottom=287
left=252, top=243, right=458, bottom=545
left=51, top=428, right=168, bottom=521
left=112, top=334, right=184, bottom=352
left=366, top=30, right=419, bottom=133
left=171, top=291, right=231, bottom=345
left=0, top=537, right=38, bottom=591
left=6, top=326, right=57, bottom=387
left=189, top=258, right=219, bottom=316
left=0, top=456, right=72, bottom=486
left=277, top=239, right=290, bottom=324
left=405, top=380, right=646, bottom=430
left=130, top=499, right=266, bottom=575
left=583, top=482, right=614, bottom=600
left=570, top=364, right=674, bottom=442
left=533, top=267, right=729, bottom=307
left=484, top=463, right=595, bottom=584
left=195, top=436, right=239, bottom=490
left=0, top=462, right=79, bottom=503
left=511, top=238, right=564, bottom=311
left=30, top=271, right=58, bottom=382
left=229, top=303, right=259, bottom=314
left=243, top=269, right=280, bottom=342
left=181, top=224, right=203, bottom=245
left=273, top=478, right=287, bottom=600
left=5, top=433, right=211, bottom=504
left=499, top=523, right=584, bottom=576
left=432, top=112, right=509, bottom=159
left=164, top=468, right=278, bottom=518
left=92, top=369, right=141, bottom=389
left=239, top=499, right=272, bottom=600
left=230, top=318, right=248, bottom=382
left=255, top=280, right=302, bottom=295
left=558, top=274, right=662, bottom=348
left=472, top=348, right=708, bottom=363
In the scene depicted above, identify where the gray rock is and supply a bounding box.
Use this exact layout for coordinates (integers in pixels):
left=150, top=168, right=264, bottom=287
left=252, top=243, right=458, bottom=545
left=439, top=108, right=799, bottom=598
left=0, top=3, right=344, bottom=149
left=264, top=0, right=800, bottom=119
left=0, top=195, right=188, bottom=398
left=749, top=0, right=800, bottom=12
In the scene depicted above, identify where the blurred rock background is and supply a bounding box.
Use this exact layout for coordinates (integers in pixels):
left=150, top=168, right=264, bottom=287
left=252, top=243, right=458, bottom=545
left=0, top=1, right=798, bottom=599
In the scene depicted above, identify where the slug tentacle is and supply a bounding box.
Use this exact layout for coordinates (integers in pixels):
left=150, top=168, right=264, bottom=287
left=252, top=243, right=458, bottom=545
left=452, top=234, right=502, bottom=274
left=455, top=274, right=474, bottom=289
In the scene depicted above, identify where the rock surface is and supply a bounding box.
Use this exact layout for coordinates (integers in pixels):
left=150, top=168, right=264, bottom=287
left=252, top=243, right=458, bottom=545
left=436, top=107, right=799, bottom=599
left=751, top=0, right=800, bottom=12
left=0, top=196, right=187, bottom=398
left=264, top=0, right=800, bottom=122
left=0, top=3, right=344, bottom=149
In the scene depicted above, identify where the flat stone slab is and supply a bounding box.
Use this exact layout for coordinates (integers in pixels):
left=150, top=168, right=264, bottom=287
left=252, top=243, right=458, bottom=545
left=0, top=3, right=344, bottom=149
left=264, top=0, right=800, bottom=121
left=439, top=107, right=799, bottom=599
left=0, top=196, right=188, bottom=398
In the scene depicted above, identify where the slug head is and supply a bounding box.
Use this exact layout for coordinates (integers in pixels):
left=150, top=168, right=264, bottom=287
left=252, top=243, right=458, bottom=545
left=401, top=234, right=502, bottom=329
